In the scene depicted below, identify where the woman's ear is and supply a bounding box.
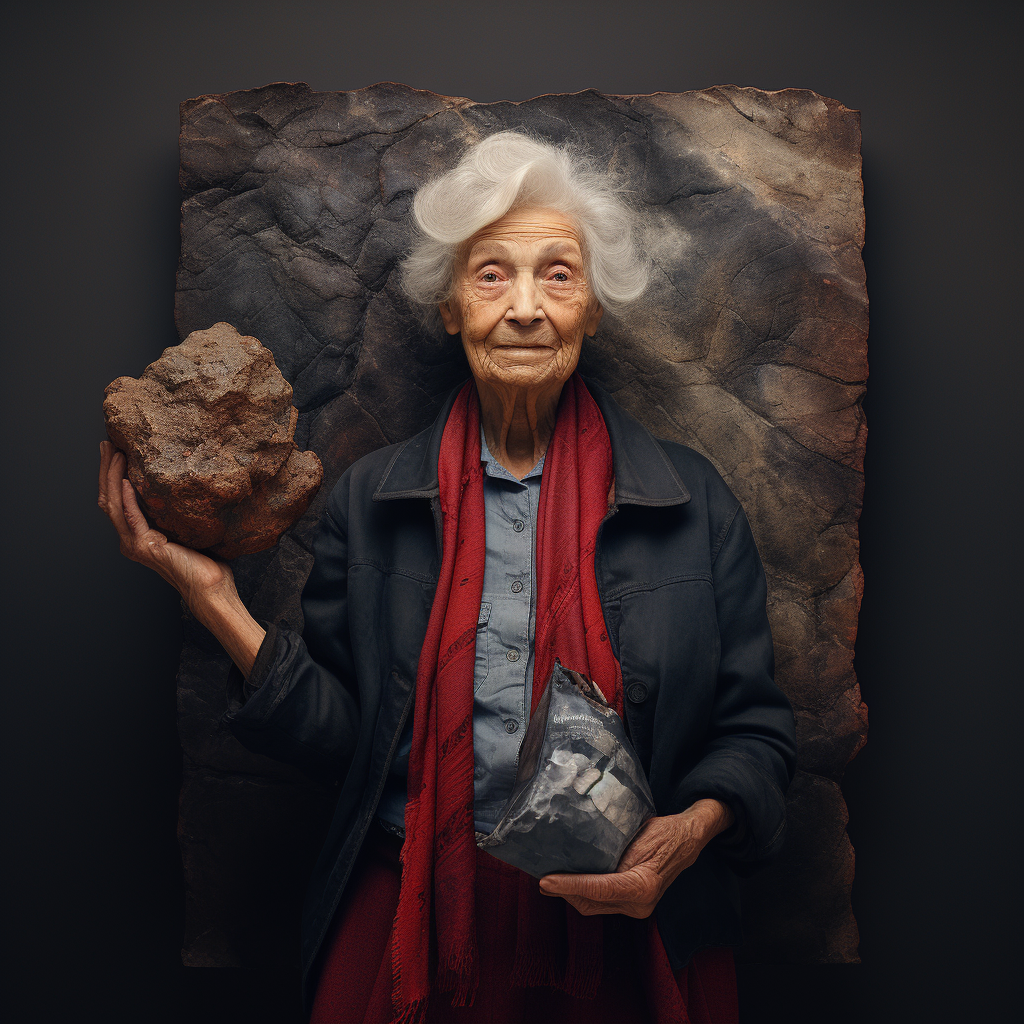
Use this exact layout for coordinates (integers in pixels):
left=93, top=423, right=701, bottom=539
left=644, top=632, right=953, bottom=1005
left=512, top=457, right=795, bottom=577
left=585, top=302, right=604, bottom=337
left=439, top=300, right=461, bottom=336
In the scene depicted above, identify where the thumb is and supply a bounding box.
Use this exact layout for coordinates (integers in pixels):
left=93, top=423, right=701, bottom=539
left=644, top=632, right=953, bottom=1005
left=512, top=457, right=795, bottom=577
left=540, top=872, right=622, bottom=900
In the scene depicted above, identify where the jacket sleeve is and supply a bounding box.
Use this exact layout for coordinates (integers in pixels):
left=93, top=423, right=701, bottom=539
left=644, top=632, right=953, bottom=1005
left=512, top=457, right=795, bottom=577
left=673, top=501, right=797, bottom=869
left=221, top=487, right=361, bottom=784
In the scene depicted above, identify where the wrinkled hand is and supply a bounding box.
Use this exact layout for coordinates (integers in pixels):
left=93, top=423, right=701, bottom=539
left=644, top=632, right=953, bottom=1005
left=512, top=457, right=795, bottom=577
left=97, top=440, right=235, bottom=610
left=98, top=440, right=265, bottom=676
left=538, top=798, right=734, bottom=918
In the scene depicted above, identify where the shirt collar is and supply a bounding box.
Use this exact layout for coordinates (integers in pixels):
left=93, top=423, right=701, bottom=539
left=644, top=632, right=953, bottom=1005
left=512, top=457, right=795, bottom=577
left=479, top=424, right=546, bottom=483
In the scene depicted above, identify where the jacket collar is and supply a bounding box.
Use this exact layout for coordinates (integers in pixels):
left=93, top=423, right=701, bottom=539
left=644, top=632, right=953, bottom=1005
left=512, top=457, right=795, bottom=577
left=372, top=375, right=690, bottom=507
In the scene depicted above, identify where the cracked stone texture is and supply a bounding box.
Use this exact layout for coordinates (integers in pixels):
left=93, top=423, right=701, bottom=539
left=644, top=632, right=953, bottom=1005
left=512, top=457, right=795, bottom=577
left=174, top=82, right=868, bottom=968
left=103, top=322, right=323, bottom=559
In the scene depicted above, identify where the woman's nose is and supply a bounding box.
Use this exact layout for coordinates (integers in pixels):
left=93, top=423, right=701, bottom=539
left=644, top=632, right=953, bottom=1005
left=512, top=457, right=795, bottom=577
left=504, top=274, right=544, bottom=325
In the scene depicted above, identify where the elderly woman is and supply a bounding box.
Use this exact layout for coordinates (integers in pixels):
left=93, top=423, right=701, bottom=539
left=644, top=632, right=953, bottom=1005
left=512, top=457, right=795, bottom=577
left=98, top=132, right=796, bottom=1024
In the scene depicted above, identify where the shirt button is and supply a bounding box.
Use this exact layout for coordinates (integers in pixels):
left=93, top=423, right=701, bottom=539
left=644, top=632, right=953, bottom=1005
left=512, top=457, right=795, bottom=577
left=512, top=520, right=525, bottom=533
left=504, top=720, right=519, bottom=734
left=506, top=649, right=520, bottom=663
left=510, top=580, right=524, bottom=594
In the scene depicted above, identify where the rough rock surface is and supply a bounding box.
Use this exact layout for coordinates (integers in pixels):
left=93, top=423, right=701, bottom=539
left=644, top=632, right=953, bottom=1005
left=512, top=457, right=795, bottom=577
left=103, top=322, right=323, bottom=559
left=174, top=83, right=868, bottom=968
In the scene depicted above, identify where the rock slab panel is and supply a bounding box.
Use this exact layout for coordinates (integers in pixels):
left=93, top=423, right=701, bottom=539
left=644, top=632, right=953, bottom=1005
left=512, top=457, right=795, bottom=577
left=174, top=82, right=868, bottom=968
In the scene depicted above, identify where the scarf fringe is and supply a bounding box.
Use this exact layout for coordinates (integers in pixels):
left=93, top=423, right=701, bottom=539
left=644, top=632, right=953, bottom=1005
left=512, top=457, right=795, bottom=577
left=391, top=897, right=429, bottom=1024
left=388, top=997, right=427, bottom=1024
left=509, top=948, right=604, bottom=999
left=435, top=947, right=479, bottom=1007
left=509, top=950, right=563, bottom=991
left=563, top=954, right=605, bottom=1001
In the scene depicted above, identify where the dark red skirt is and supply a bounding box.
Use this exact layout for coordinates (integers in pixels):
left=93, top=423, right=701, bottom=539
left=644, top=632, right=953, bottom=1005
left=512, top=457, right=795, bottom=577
left=310, top=827, right=738, bottom=1024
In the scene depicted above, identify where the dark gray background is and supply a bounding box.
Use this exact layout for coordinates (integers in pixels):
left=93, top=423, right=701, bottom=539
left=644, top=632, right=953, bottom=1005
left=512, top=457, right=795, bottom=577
left=2, top=2, right=1019, bottom=1022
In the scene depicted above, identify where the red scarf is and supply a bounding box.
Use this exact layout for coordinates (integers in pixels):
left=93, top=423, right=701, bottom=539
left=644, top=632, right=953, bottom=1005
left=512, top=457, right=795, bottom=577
left=391, top=373, right=629, bottom=1023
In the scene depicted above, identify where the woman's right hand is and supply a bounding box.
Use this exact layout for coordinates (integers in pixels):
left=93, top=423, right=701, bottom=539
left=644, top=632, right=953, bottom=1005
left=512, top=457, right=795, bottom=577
left=98, top=440, right=267, bottom=677
left=98, top=440, right=237, bottom=614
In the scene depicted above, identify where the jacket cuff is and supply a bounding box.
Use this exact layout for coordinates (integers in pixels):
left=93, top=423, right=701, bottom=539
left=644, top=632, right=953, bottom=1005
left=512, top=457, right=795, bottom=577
left=225, top=621, right=279, bottom=707
left=673, top=749, right=786, bottom=866
left=711, top=803, right=748, bottom=853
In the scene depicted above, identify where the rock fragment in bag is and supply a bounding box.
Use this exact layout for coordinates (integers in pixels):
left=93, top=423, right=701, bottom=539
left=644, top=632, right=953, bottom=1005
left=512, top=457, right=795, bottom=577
left=477, top=659, right=655, bottom=878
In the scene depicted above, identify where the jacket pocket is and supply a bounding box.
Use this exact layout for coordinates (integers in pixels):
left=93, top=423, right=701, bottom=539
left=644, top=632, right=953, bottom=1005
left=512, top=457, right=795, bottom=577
left=474, top=601, right=492, bottom=690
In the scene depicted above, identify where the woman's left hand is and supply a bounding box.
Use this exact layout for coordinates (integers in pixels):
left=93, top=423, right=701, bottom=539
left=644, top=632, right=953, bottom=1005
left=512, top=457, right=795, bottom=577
left=538, top=797, right=734, bottom=918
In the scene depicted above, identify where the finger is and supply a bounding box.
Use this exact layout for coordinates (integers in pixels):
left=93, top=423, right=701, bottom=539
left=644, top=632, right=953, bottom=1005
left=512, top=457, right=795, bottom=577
left=569, top=890, right=656, bottom=919
left=98, top=441, right=113, bottom=507
left=120, top=477, right=151, bottom=537
left=569, top=895, right=611, bottom=916
left=102, top=448, right=132, bottom=538
left=562, top=895, right=601, bottom=916
left=561, top=894, right=638, bottom=918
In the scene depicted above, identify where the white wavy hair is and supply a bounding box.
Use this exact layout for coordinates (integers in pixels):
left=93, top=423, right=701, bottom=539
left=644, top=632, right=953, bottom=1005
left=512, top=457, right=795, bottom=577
left=401, top=131, right=649, bottom=331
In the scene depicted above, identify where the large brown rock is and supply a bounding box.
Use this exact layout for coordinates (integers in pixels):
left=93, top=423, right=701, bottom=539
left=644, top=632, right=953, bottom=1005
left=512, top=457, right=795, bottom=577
left=103, top=321, right=323, bottom=559
left=173, top=83, right=868, bottom=969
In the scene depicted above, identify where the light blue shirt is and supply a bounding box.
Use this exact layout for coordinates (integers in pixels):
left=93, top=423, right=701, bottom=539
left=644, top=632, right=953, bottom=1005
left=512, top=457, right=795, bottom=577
left=376, top=427, right=545, bottom=834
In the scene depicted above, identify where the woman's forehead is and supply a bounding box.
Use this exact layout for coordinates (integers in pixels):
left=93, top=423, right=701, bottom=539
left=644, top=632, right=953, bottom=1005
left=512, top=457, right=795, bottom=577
left=466, top=206, right=582, bottom=255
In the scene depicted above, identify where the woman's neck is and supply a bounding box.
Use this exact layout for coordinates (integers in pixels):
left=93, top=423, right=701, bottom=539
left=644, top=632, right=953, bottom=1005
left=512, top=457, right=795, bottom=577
left=475, top=378, right=564, bottom=479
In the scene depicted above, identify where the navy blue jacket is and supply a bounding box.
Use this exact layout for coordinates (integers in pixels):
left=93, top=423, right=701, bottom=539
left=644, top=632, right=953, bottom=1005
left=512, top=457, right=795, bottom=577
left=224, top=379, right=797, bottom=1007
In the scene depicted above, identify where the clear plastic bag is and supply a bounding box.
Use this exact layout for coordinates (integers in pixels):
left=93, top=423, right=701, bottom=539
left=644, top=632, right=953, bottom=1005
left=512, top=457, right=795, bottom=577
left=476, top=659, right=656, bottom=878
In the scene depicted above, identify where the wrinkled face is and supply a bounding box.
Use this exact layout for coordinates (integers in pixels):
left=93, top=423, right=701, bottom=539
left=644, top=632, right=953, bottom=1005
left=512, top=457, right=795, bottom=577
left=439, top=206, right=603, bottom=395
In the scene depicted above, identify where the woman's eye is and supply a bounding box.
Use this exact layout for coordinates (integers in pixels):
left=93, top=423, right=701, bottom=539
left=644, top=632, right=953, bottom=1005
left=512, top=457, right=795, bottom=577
left=481, top=271, right=499, bottom=282
left=551, top=271, right=569, bottom=282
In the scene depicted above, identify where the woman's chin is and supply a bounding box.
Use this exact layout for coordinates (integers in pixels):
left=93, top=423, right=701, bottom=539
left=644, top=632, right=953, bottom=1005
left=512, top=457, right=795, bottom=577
left=485, top=369, right=561, bottom=395
left=477, top=353, right=578, bottom=393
